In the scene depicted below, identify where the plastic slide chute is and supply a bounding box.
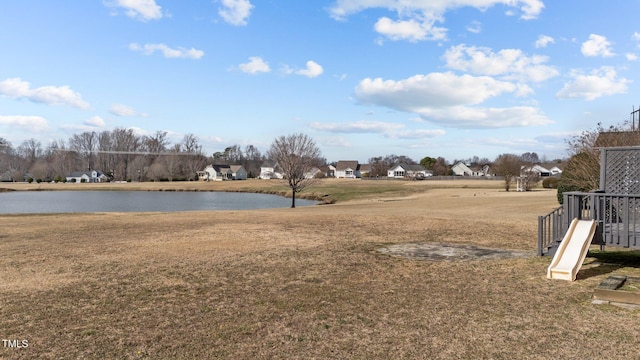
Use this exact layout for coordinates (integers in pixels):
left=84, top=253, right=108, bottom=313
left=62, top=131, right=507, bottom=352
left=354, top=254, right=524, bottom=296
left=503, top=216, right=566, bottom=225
left=547, top=218, right=596, bottom=281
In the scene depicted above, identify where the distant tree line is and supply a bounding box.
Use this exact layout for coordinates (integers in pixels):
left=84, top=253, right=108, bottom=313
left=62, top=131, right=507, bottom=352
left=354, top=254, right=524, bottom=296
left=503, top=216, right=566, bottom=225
left=0, top=130, right=324, bottom=183
left=0, top=129, right=564, bottom=185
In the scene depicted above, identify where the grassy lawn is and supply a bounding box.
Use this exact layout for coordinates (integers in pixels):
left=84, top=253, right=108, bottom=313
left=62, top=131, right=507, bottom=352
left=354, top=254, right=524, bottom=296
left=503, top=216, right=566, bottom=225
left=0, top=178, right=497, bottom=203
left=1, top=179, right=640, bottom=359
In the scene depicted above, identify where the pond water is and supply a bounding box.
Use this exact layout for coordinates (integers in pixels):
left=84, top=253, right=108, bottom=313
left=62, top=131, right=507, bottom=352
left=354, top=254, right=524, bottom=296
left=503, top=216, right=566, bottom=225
left=0, top=191, right=317, bottom=214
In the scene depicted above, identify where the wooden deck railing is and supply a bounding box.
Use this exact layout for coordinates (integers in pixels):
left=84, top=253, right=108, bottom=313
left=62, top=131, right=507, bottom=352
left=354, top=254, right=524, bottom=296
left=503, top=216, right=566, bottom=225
left=538, top=191, right=640, bottom=256
left=538, top=206, right=564, bottom=256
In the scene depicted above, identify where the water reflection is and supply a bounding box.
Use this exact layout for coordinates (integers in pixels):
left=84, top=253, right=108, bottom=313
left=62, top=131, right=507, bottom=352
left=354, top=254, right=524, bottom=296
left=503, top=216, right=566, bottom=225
left=0, top=191, right=316, bottom=214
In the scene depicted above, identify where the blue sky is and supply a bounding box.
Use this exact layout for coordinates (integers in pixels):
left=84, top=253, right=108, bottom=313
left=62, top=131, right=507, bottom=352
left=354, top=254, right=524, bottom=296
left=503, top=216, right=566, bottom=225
left=1, top=1, right=640, bottom=163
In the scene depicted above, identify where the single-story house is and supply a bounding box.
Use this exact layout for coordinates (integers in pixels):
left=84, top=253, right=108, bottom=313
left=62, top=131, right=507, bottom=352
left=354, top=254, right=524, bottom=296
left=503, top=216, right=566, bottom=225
left=66, top=170, right=107, bottom=183
left=387, top=163, right=430, bottom=179
left=259, top=160, right=283, bottom=179
left=451, top=162, right=489, bottom=176
left=198, top=164, right=247, bottom=181
left=305, top=167, right=323, bottom=179
left=521, top=164, right=563, bottom=177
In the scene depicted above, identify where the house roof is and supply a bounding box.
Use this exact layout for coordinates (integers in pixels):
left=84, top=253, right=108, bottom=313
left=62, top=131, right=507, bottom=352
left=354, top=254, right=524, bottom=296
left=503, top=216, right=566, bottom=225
left=261, top=160, right=277, bottom=168
left=209, top=164, right=231, bottom=171
left=400, top=163, right=426, bottom=171
left=594, top=131, right=640, bottom=148
left=336, top=160, right=358, bottom=171
left=68, top=170, right=104, bottom=177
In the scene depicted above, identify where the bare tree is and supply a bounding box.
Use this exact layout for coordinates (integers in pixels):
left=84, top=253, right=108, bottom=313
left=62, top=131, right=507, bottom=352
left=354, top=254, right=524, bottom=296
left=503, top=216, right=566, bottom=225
left=267, top=133, right=322, bottom=208
left=492, top=153, right=523, bottom=191
left=518, top=152, right=541, bottom=191
left=69, top=131, right=97, bottom=171
left=557, top=121, right=632, bottom=202
left=45, top=140, right=78, bottom=181
left=0, top=138, right=14, bottom=177
left=163, top=144, right=183, bottom=181
left=244, top=144, right=263, bottom=178
left=432, top=157, right=450, bottom=176
left=17, top=138, right=43, bottom=168
left=518, top=169, right=541, bottom=191
left=146, top=161, right=167, bottom=181
left=181, top=134, right=207, bottom=180
left=29, top=160, right=49, bottom=182
left=111, top=128, right=140, bottom=181
left=97, top=130, right=115, bottom=178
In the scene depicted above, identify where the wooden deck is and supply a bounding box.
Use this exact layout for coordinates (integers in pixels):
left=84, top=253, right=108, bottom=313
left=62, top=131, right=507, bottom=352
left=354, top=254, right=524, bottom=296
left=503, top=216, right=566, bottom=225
left=538, top=191, right=640, bottom=256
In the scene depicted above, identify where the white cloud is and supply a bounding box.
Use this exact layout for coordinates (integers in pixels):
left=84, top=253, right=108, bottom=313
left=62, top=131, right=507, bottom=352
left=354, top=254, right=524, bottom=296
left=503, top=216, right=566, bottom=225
left=556, top=66, right=630, bottom=101
left=374, top=17, right=447, bottom=42
left=632, top=32, right=640, bottom=51
left=129, top=43, right=204, bottom=59
left=296, top=61, right=324, bottom=78
left=237, top=57, right=271, bottom=74
left=581, top=34, right=615, bottom=57
left=354, top=72, right=552, bottom=128
left=310, top=120, right=404, bottom=134
left=534, top=34, right=554, bottom=48
left=393, top=129, right=446, bottom=139
left=321, top=135, right=351, bottom=148
left=355, top=72, right=517, bottom=110
left=466, top=20, right=482, bottom=34
left=0, top=115, right=49, bottom=132
left=627, top=53, right=638, bottom=61
left=84, top=116, right=106, bottom=127
left=0, top=78, right=89, bottom=109
left=104, top=0, right=163, bottom=21
left=309, top=120, right=445, bottom=139
left=328, top=0, right=544, bottom=41
left=109, top=103, right=148, bottom=117
left=219, top=0, right=254, bottom=26
left=443, top=44, right=559, bottom=82
left=415, top=105, right=552, bottom=128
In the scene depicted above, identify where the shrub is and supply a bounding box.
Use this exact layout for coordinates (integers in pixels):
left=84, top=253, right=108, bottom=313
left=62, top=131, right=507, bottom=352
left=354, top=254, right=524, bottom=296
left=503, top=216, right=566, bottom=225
left=542, top=177, right=559, bottom=189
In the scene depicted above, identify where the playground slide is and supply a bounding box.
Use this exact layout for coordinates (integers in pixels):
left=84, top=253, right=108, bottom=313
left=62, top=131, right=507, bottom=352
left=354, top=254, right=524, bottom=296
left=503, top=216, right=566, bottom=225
left=547, top=218, right=596, bottom=281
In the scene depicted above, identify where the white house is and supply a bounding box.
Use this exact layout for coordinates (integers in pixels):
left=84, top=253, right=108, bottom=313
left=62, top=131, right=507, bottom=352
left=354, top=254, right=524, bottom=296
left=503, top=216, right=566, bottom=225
left=451, top=162, right=488, bottom=176
left=335, top=160, right=360, bottom=178
left=451, top=162, right=473, bottom=176
left=259, top=160, right=283, bottom=179
left=325, top=165, right=336, bottom=178
left=549, top=166, right=563, bottom=176
left=304, top=167, right=323, bottom=179
left=198, top=164, right=247, bottom=181
left=66, top=170, right=107, bottom=183
left=521, top=164, right=563, bottom=177
left=387, top=163, right=430, bottom=179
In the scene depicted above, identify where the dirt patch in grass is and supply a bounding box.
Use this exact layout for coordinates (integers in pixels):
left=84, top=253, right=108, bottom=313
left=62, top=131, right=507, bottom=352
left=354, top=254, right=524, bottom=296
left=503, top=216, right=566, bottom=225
left=377, top=242, right=532, bottom=261
left=2, top=181, right=640, bottom=359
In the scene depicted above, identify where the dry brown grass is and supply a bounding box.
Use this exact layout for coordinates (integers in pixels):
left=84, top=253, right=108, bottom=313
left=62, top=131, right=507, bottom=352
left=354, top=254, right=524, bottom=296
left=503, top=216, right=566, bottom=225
left=1, top=180, right=640, bottom=359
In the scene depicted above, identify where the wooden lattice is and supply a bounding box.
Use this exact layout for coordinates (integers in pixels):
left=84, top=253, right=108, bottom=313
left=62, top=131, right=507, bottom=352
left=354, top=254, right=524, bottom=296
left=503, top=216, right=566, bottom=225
left=601, top=147, right=640, bottom=195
